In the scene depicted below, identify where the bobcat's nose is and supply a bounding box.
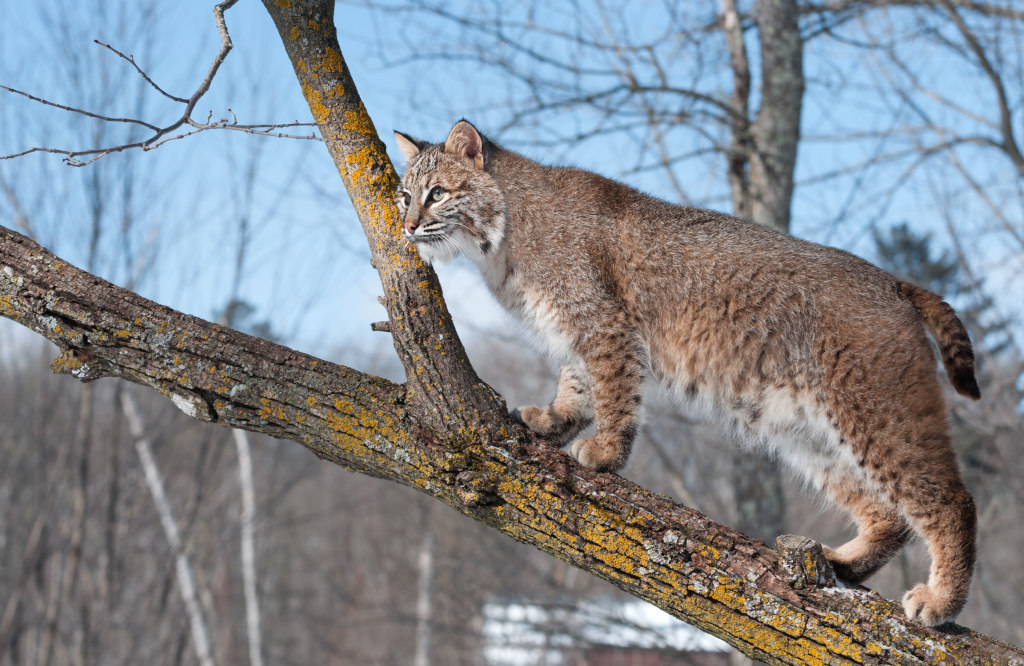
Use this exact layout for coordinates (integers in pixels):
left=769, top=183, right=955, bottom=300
left=404, top=215, right=419, bottom=235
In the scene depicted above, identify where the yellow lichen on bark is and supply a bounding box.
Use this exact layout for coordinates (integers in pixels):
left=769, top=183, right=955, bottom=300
left=343, top=145, right=376, bottom=188
left=343, top=109, right=376, bottom=137
left=0, top=294, right=15, bottom=316
left=322, top=398, right=405, bottom=446
left=319, top=47, right=345, bottom=75
left=300, top=83, right=329, bottom=124
left=800, top=621, right=864, bottom=662
left=50, top=350, right=85, bottom=375
left=687, top=595, right=844, bottom=666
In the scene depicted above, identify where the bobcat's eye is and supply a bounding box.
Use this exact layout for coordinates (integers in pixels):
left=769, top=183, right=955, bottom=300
left=399, top=190, right=411, bottom=208
left=429, top=186, right=446, bottom=203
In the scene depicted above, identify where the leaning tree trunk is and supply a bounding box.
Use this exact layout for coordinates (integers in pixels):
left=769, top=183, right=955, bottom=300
left=1, top=1, right=1022, bottom=664
left=720, top=0, right=804, bottom=547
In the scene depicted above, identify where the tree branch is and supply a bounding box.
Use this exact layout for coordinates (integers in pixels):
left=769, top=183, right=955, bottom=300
left=0, top=0, right=320, bottom=166
left=260, top=0, right=508, bottom=432
left=720, top=0, right=754, bottom=219
left=937, top=0, right=1024, bottom=176
left=801, top=0, right=1024, bottom=24
left=749, top=0, right=804, bottom=234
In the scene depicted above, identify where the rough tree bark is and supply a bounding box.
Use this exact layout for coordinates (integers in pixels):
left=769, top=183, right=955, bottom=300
left=1, top=1, right=1022, bottom=664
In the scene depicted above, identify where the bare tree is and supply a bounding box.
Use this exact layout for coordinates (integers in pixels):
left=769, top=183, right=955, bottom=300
left=0, top=0, right=318, bottom=167
left=1, top=4, right=321, bottom=664
left=121, top=392, right=218, bottom=666
left=233, top=429, right=264, bottom=666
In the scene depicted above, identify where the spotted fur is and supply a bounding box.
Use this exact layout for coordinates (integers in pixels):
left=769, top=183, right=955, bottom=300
left=394, top=120, right=980, bottom=627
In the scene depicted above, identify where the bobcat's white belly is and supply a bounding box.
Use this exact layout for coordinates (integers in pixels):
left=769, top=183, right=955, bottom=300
left=668, top=376, right=871, bottom=494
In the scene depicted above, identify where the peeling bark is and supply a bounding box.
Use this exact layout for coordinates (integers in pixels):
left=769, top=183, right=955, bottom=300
left=2, top=2, right=1023, bottom=664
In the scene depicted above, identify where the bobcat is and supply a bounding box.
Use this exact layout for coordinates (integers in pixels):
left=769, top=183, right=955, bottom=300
left=393, top=120, right=980, bottom=627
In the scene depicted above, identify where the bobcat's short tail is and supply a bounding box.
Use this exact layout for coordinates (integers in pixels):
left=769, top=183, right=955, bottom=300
left=900, top=282, right=981, bottom=400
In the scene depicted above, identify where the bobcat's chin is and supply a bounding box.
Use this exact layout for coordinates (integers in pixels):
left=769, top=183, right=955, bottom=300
left=408, top=235, right=461, bottom=266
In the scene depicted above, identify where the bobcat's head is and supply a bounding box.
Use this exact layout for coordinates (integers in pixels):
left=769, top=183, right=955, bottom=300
left=394, top=121, right=506, bottom=265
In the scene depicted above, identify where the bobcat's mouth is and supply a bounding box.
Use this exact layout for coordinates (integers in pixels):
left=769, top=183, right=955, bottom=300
left=405, top=227, right=463, bottom=266
left=407, top=231, right=447, bottom=243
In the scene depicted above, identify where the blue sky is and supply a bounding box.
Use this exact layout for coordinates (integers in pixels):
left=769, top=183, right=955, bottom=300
left=1, top=0, right=1020, bottom=364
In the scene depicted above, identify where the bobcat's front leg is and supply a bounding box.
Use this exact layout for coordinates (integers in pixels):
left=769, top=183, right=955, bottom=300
left=568, top=325, right=646, bottom=473
left=512, top=365, right=593, bottom=447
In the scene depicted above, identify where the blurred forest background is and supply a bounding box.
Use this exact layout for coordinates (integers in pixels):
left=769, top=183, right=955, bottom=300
left=1, top=1, right=1022, bottom=665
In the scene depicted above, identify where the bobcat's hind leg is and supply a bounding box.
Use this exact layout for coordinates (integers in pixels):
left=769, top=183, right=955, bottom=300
left=512, top=365, right=593, bottom=447
left=821, top=482, right=911, bottom=584
left=899, top=470, right=976, bottom=627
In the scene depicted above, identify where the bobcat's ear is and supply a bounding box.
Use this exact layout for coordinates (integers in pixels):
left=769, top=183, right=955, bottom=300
left=394, top=131, right=428, bottom=163
left=444, top=120, right=485, bottom=170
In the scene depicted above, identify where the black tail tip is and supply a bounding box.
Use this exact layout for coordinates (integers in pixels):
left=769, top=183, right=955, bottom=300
left=955, top=373, right=981, bottom=401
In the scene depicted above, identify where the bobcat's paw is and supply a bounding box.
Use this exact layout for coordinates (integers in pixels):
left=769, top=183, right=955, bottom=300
left=902, top=583, right=961, bottom=627
left=511, top=405, right=584, bottom=446
left=510, top=405, right=552, bottom=435
left=569, top=435, right=627, bottom=473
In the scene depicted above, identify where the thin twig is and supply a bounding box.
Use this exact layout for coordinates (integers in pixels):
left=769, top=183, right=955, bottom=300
left=1, top=0, right=318, bottom=166
left=3, top=121, right=320, bottom=167
left=93, top=40, right=189, bottom=103
left=0, top=84, right=160, bottom=132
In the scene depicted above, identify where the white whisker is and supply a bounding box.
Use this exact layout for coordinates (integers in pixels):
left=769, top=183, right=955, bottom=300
left=441, top=233, right=465, bottom=261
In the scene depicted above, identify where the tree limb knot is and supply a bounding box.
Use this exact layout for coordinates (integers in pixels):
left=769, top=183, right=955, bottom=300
left=51, top=347, right=109, bottom=382
left=454, top=468, right=503, bottom=507
left=775, top=534, right=837, bottom=590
